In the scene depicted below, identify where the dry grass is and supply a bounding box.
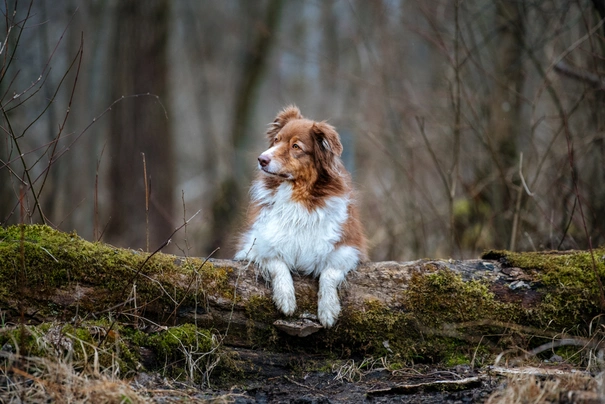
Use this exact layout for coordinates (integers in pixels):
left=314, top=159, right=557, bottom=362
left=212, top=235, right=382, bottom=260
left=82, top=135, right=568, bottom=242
left=486, top=372, right=602, bottom=404
left=0, top=351, right=149, bottom=403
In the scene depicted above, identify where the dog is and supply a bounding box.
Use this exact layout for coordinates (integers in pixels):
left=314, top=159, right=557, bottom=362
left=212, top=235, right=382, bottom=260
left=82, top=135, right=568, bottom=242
left=234, top=105, right=367, bottom=328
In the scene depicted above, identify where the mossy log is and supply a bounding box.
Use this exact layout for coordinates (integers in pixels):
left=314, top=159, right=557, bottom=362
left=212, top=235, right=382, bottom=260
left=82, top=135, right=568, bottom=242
left=1, top=225, right=604, bottom=363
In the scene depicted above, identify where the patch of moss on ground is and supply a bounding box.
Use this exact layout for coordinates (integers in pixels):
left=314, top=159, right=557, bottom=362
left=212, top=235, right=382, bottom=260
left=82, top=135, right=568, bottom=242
left=143, top=323, right=243, bottom=385
left=0, top=320, right=241, bottom=385
left=147, top=323, right=213, bottom=359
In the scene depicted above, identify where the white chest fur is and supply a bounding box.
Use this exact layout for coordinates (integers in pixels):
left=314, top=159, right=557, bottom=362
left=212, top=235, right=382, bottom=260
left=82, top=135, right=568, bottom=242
left=235, top=181, right=351, bottom=276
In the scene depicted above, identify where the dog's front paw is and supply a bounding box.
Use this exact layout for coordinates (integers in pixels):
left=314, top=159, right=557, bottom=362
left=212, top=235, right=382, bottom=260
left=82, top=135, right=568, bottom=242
left=317, top=299, right=340, bottom=328
left=273, top=288, right=297, bottom=315
left=271, top=275, right=297, bottom=315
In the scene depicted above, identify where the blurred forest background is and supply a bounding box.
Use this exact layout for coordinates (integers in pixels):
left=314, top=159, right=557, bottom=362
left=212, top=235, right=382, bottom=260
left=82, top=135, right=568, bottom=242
left=0, top=0, right=604, bottom=261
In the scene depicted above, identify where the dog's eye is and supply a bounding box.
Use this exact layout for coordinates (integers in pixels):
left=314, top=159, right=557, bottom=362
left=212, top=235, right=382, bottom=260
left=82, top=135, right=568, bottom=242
left=292, top=144, right=300, bottom=150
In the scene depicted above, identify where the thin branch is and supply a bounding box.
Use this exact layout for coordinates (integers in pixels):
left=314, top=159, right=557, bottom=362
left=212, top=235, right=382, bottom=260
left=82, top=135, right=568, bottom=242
left=554, top=61, right=605, bottom=90
left=518, top=152, right=533, bottom=197
left=36, top=33, right=84, bottom=202
left=167, top=246, right=220, bottom=323
left=0, top=0, right=33, bottom=85
left=415, top=117, right=451, bottom=197
left=97, top=209, right=202, bottom=348
left=0, top=106, right=45, bottom=223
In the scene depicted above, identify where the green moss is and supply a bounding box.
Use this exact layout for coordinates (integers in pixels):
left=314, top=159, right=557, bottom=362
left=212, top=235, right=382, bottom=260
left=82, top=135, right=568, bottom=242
left=0, top=320, right=242, bottom=384
left=0, top=325, right=45, bottom=356
left=443, top=352, right=470, bottom=367
left=245, top=295, right=279, bottom=323
left=339, top=299, right=413, bottom=357
left=404, top=270, right=499, bottom=326
left=335, top=269, right=533, bottom=363
left=146, top=323, right=213, bottom=359
left=143, top=324, right=244, bottom=385
left=483, top=249, right=605, bottom=329
left=0, top=225, right=233, bottom=322
left=243, top=295, right=280, bottom=347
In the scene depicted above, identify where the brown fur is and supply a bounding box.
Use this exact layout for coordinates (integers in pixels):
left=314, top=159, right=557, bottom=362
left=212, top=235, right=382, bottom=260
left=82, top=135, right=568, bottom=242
left=336, top=204, right=368, bottom=260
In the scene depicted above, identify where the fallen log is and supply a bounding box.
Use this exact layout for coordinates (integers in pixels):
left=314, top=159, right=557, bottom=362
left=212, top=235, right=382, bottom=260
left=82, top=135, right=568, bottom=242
left=0, top=224, right=603, bottom=363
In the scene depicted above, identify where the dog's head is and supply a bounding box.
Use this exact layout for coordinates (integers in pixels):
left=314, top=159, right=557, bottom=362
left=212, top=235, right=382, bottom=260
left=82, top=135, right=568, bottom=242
left=258, top=105, right=343, bottom=183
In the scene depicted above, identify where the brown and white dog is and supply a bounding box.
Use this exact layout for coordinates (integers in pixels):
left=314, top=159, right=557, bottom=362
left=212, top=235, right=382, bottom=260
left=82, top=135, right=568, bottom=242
left=235, top=105, right=367, bottom=328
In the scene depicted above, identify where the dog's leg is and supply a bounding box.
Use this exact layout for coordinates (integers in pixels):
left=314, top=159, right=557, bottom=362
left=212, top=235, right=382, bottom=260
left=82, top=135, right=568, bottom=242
left=265, top=259, right=296, bottom=315
left=317, top=267, right=345, bottom=328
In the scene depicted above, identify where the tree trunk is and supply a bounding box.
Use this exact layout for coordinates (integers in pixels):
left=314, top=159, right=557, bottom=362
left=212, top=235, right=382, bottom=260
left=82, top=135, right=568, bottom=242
left=483, top=1, right=526, bottom=250
left=1, top=225, right=602, bottom=362
left=106, top=0, right=174, bottom=251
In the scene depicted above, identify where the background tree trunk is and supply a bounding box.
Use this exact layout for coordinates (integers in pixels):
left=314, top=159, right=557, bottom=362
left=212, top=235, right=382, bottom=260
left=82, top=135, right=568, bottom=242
left=106, top=0, right=174, bottom=251
left=482, top=1, right=525, bottom=250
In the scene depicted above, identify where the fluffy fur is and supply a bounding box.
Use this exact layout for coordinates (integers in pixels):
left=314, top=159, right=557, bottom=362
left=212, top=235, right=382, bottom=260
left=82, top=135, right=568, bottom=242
left=235, top=105, right=367, bottom=328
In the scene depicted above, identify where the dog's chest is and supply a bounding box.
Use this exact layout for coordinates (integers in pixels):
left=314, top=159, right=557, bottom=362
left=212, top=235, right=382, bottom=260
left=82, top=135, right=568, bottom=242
left=250, top=182, right=348, bottom=269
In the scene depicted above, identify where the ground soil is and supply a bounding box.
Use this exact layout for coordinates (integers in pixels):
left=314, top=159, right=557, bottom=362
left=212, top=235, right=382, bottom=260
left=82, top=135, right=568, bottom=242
left=132, top=361, right=501, bottom=403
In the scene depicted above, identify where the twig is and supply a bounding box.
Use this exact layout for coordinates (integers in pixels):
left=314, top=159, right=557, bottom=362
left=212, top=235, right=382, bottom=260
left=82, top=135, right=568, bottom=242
left=557, top=197, right=577, bottom=250
left=167, top=246, right=220, bottom=323
left=415, top=116, right=455, bottom=253
left=284, top=375, right=323, bottom=393
left=1, top=4, right=78, bottom=110
left=518, top=152, right=533, bottom=197
left=223, top=241, right=254, bottom=338
left=2, top=93, right=164, bottom=224
left=94, top=142, right=107, bottom=241
left=534, top=18, right=605, bottom=104
left=0, top=24, right=84, bottom=224
left=1, top=106, right=46, bottom=223
left=97, top=209, right=202, bottom=348
left=0, top=1, right=33, bottom=85
left=36, top=33, right=84, bottom=202
left=510, top=152, right=530, bottom=251
left=554, top=61, right=605, bottom=90
left=367, top=376, right=482, bottom=396
left=142, top=152, right=149, bottom=252
left=56, top=197, right=86, bottom=228
left=507, top=338, right=601, bottom=366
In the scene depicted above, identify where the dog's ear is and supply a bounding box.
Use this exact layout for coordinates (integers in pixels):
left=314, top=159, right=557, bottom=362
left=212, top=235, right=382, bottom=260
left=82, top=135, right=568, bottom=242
left=312, top=122, right=343, bottom=157
left=312, top=122, right=343, bottom=177
left=267, top=105, right=303, bottom=140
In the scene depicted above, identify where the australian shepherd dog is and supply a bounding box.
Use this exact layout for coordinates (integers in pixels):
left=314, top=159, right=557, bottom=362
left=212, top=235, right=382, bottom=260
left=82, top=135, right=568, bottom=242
left=235, top=106, right=367, bottom=328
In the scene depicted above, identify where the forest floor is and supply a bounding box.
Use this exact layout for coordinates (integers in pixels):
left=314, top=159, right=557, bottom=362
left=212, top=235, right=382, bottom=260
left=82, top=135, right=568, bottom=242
left=132, top=366, right=496, bottom=403
left=127, top=349, right=600, bottom=403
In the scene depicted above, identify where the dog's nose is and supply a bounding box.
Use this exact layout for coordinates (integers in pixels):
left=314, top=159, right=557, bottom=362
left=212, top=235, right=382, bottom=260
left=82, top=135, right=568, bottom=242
left=258, top=154, right=271, bottom=167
